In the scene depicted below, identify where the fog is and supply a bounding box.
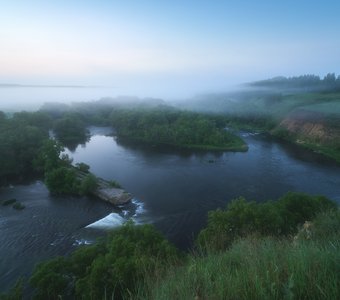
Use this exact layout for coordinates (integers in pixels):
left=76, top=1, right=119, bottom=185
left=0, top=75, right=241, bottom=112
left=2, top=74, right=339, bottom=116
left=0, top=86, right=117, bottom=111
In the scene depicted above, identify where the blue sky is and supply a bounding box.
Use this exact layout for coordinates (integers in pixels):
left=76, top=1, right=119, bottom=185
left=1, top=0, right=339, bottom=97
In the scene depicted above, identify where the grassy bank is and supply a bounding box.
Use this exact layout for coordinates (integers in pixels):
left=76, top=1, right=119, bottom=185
left=301, top=142, right=340, bottom=163
left=3, top=192, right=338, bottom=300
left=117, top=135, right=247, bottom=152
left=271, top=126, right=340, bottom=163
left=140, top=204, right=340, bottom=300
left=146, top=235, right=339, bottom=300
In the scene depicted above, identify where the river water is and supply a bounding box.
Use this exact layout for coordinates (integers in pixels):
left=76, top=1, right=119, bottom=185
left=1, top=127, right=340, bottom=292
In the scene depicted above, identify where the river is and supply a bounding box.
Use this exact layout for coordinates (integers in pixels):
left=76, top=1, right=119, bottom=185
left=1, top=127, right=340, bottom=292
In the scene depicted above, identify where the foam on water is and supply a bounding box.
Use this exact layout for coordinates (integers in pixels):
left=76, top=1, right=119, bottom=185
left=84, top=199, right=147, bottom=229
left=86, top=213, right=125, bottom=229
left=131, top=199, right=146, bottom=224
left=241, top=132, right=260, bottom=137
left=73, top=239, right=93, bottom=246
left=132, top=199, right=145, bottom=216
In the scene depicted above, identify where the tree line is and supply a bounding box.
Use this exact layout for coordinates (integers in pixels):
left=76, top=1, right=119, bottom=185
left=110, top=107, right=246, bottom=151
left=251, top=73, right=340, bottom=92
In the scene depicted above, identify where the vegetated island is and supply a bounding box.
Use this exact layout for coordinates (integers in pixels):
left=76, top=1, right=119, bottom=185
left=110, top=107, right=247, bottom=151
left=3, top=192, right=339, bottom=299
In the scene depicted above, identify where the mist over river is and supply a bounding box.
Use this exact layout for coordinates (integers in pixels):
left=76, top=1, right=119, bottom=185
left=1, top=127, right=340, bottom=292
left=0, top=86, right=122, bottom=112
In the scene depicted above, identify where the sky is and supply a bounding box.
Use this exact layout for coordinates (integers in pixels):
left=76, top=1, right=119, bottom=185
left=1, top=0, right=340, bottom=98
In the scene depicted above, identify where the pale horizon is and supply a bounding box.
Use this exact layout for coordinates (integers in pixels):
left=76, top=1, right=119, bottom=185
left=1, top=0, right=340, bottom=100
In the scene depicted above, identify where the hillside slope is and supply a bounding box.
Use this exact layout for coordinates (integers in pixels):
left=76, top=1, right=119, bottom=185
left=273, top=108, right=340, bottom=162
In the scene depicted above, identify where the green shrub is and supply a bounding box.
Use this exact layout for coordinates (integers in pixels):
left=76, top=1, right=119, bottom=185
left=30, top=257, right=71, bottom=300
left=45, top=167, right=80, bottom=195
left=53, top=114, right=89, bottom=146
left=30, top=223, right=180, bottom=300
left=310, top=210, right=340, bottom=241
left=197, top=192, right=336, bottom=251
left=79, top=174, right=98, bottom=195
left=108, top=180, right=121, bottom=188
left=75, top=162, right=90, bottom=173
left=278, top=192, right=337, bottom=234
left=75, top=222, right=180, bottom=299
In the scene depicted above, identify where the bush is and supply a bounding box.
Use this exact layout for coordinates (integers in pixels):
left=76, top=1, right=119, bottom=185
left=309, top=210, right=340, bottom=241
left=75, top=222, right=180, bottom=299
left=108, top=180, right=121, bottom=188
left=45, top=167, right=80, bottom=195
left=79, top=174, right=98, bottom=195
left=30, top=223, right=180, bottom=299
left=53, top=114, right=89, bottom=146
left=278, top=192, right=337, bottom=234
left=75, top=162, right=90, bottom=173
left=30, top=257, right=71, bottom=300
left=197, top=192, right=337, bottom=251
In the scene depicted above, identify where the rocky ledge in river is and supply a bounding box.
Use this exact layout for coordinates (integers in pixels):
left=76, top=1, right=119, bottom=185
left=76, top=170, right=133, bottom=205
left=93, top=187, right=132, bottom=205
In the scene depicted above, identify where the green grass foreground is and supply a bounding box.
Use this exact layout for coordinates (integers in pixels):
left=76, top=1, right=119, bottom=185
left=146, top=233, right=339, bottom=300
left=141, top=194, right=340, bottom=300
left=1, top=193, right=339, bottom=300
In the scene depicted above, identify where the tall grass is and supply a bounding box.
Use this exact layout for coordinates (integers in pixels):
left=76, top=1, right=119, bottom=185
left=141, top=237, right=339, bottom=300
left=138, top=211, right=340, bottom=300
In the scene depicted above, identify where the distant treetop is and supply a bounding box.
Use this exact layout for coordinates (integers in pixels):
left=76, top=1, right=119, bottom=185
left=250, top=73, right=340, bottom=92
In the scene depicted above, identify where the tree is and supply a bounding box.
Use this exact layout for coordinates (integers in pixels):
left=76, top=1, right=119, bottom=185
left=75, top=162, right=90, bottom=173
left=75, top=222, right=179, bottom=299
left=0, top=116, right=48, bottom=184
left=30, top=223, right=180, bottom=299
left=79, top=174, right=98, bottom=195
left=45, top=167, right=80, bottom=195
left=197, top=192, right=337, bottom=251
left=53, top=113, right=89, bottom=149
left=30, top=257, right=71, bottom=300
left=34, top=140, right=67, bottom=173
left=278, top=192, right=337, bottom=234
left=323, top=73, right=336, bottom=84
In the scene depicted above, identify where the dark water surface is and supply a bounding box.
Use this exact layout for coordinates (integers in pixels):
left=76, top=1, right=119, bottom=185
left=1, top=128, right=340, bottom=292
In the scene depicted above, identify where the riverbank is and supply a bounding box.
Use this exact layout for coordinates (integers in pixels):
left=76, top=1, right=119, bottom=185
left=116, top=135, right=248, bottom=152
left=271, top=109, right=340, bottom=163
left=13, top=192, right=339, bottom=299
